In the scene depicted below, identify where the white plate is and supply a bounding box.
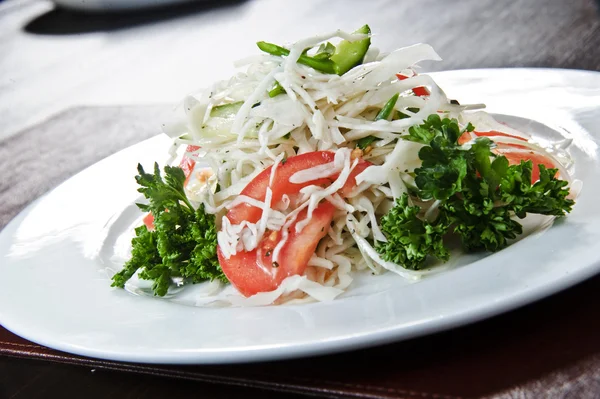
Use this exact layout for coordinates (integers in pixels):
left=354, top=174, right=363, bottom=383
left=1, top=69, right=599, bottom=365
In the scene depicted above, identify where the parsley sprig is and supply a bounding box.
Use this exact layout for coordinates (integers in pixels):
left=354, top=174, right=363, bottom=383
left=376, top=193, right=450, bottom=269
left=376, top=115, right=574, bottom=269
left=111, top=163, right=226, bottom=296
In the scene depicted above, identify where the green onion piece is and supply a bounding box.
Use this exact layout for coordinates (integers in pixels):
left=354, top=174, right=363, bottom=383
left=396, top=107, right=420, bottom=120
left=268, top=81, right=286, bottom=97
left=375, top=93, right=400, bottom=121
left=356, top=135, right=379, bottom=150
left=257, top=41, right=335, bottom=74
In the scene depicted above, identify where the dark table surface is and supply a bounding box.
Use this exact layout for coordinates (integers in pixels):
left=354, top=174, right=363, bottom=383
left=1, top=0, right=600, bottom=398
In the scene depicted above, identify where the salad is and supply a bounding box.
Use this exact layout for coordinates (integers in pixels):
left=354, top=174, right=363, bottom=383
left=111, top=25, right=577, bottom=306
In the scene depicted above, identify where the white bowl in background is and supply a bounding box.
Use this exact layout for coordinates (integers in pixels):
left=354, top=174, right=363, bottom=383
left=52, top=0, right=196, bottom=12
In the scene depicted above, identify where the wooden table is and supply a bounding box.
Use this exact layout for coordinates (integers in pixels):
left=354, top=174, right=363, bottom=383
left=1, top=0, right=600, bottom=398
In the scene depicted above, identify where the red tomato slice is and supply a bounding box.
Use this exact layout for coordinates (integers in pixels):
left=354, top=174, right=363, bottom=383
left=456, top=130, right=554, bottom=182
left=496, top=146, right=555, bottom=182
left=226, top=151, right=370, bottom=225
left=143, top=145, right=201, bottom=230
left=217, top=202, right=335, bottom=297
left=142, top=213, right=155, bottom=230
left=411, top=86, right=429, bottom=97
left=396, top=73, right=429, bottom=97
left=458, top=130, right=527, bottom=146
left=180, top=145, right=201, bottom=186
left=220, top=151, right=371, bottom=297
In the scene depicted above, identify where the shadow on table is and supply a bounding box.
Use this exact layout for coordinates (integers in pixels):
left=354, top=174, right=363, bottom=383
left=23, top=0, right=247, bottom=35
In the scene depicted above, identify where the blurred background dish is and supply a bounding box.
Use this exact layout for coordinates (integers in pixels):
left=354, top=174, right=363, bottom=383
left=52, top=0, right=196, bottom=12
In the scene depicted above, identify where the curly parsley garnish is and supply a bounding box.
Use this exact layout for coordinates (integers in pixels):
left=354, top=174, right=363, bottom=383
left=376, top=115, right=574, bottom=269
left=376, top=193, right=450, bottom=269
left=111, top=163, right=226, bottom=296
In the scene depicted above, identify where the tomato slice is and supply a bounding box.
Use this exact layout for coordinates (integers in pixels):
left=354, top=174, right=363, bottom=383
left=143, top=145, right=201, bottom=230
left=180, top=145, right=201, bottom=185
left=411, top=86, right=429, bottom=97
left=226, top=151, right=370, bottom=225
left=220, top=151, right=371, bottom=297
left=217, top=202, right=335, bottom=297
left=396, top=73, right=429, bottom=97
left=458, top=130, right=527, bottom=146
left=457, top=130, right=554, bottom=182
left=142, top=212, right=155, bottom=230
left=496, top=147, right=555, bottom=182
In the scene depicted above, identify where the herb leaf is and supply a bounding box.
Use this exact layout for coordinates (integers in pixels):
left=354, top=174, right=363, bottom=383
left=111, top=225, right=161, bottom=291
left=500, top=161, right=574, bottom=217
left=111, top=163, right=226, bottom=296
left=376, top=193, right=450, bottom=270
left=376, top=115, right=574, bottom=269
left=441, top=176, right=523, bottom=252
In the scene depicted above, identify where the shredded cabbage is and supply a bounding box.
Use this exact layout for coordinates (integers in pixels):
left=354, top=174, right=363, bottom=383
left=152, top=27, right=576, bottom=307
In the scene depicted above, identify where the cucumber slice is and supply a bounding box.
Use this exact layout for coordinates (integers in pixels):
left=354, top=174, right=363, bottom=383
left=184, top=101, right=260, bottom=140
left=210, top=101, right=243, bottom=118
left=204, top=101, right=259, bottom=139
left=330, top=24, right=371, bottom=76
